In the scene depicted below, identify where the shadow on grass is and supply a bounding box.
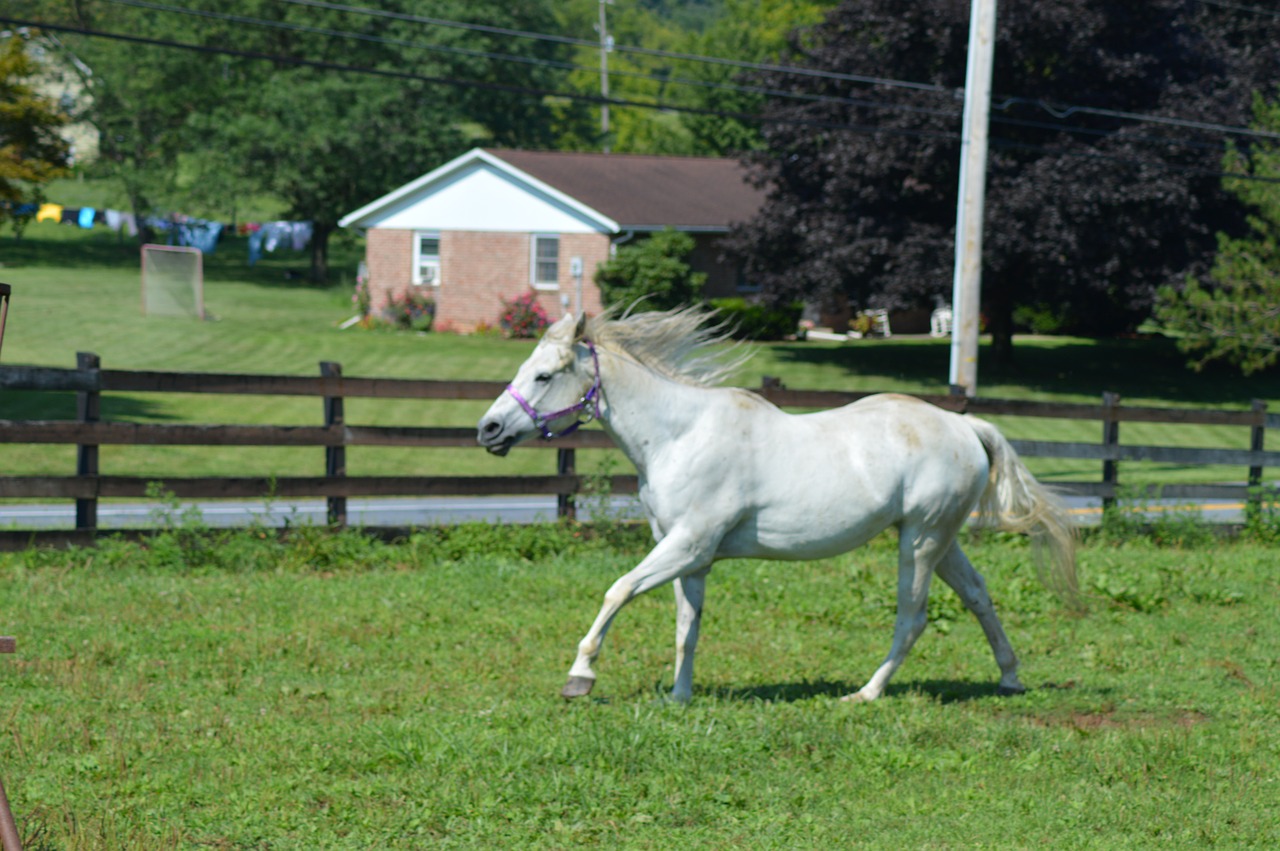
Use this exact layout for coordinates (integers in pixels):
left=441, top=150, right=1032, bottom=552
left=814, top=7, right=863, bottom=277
left=3, top=390, right=176, bottom=421
left=768, top=337, right=1275, bottom=407
left=2, top=229, right=363, bottom=290
left=713, top=678, right=1111, bottom=705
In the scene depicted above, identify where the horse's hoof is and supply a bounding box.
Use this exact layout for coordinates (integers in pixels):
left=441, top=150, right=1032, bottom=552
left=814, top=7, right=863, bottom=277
left=840, top=691, right=871, bottom=704
left=561, top=676, right=596, bottom=699
left=996, top=683, right=1027, bottom=697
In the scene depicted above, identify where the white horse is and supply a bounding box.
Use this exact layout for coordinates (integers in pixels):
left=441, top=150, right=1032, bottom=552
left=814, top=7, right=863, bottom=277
left=477, top=308, right=1077, bottom=703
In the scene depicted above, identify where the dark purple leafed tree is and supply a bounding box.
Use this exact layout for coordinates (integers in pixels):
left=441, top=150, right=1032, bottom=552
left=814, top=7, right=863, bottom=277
left=725, top=0, right=1280, bottom=361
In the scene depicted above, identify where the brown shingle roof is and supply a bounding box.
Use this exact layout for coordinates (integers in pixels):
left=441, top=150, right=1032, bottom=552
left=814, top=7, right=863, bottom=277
left=485, top=149, right=764, bottom=231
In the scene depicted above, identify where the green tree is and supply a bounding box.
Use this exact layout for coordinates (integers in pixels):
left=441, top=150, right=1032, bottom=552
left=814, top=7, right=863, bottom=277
left=22, top=0, right=582, bottom=278
left=594, top=228, right=707, bottom=309
left=677, top=0, right=836, bottom=156
left=0, top=32, right=70, bottom=231
left=1155, top=94, right=1280, bottom=376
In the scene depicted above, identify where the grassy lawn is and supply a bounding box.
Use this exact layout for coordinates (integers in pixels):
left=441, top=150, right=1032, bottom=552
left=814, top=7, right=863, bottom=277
left=1, top=526, right=1277, bottom=847
left=2, top=223, right=1277, bottom=488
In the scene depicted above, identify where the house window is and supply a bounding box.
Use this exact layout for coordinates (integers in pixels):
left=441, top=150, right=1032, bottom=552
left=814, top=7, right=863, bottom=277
left=532, top=235, right=559, bottom=289
left=735, top=265, right=761, bottom=293
left=414, top=232, right=440, bottom=286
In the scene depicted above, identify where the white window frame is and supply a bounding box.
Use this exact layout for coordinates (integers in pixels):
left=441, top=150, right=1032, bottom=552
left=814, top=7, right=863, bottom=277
left=531, top=234, right=560, bottom=290
left=413, top=231, right=441, bottom=287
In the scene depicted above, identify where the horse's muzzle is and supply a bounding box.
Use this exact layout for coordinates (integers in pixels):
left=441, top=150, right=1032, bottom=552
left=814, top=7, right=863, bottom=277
left=477, top=419, right=514, bottom=456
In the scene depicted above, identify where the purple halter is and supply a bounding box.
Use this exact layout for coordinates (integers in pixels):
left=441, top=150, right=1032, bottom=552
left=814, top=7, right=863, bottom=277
left=505, top=340, right=602, bottom=440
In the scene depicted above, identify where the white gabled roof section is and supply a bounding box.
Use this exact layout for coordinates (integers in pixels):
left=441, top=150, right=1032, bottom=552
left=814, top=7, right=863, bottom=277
left=338, top=148, right=620, bottom=234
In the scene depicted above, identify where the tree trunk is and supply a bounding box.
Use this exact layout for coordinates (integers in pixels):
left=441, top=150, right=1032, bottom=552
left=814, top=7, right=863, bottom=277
left=309, top=222, right=333, bottom=284
left=987, top=294, right=1016, bottom=366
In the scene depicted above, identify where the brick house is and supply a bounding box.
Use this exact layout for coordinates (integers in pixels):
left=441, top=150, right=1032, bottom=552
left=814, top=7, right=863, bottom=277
left=338, top=148, right=766, bottom=332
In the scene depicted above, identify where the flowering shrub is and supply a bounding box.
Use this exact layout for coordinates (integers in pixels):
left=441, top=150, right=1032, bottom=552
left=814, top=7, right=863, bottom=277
left=499, top=291, right=550, bottom=339
left=352, top=281, right=371, bottom=317
left=384, top=288, right=436, bottom=332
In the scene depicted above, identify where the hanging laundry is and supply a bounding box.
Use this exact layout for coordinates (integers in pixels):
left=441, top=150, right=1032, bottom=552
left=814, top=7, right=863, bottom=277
left=60, top=208, right=79, bottom=225
left=290, top=221, right=313, bottom=251
left=105, top=209, right=123, bottom=231
left=261, top=221, right=290, bottom=252
left=36, top=203, right=62, bottom=223
left=248, top=227, right=265, bottom=266
left=176, top=220, right=223, bottom=254
left=78, top=207, right=96, bottom=229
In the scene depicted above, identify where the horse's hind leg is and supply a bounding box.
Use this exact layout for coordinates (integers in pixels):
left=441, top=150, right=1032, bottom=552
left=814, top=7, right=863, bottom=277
left=843, top=525, right=943, bottom=703
left=934, top=541, right=1025, bottom=695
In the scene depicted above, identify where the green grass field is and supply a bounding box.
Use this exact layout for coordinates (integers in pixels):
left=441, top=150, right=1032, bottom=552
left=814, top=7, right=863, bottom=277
left=2, top=222, right=1277, bottom=487
left=1, top=525, right=1277, bottom=847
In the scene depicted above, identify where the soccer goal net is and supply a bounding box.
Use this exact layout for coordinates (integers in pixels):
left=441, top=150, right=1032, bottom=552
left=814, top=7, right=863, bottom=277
left=141, top=244, right=204, bottom=319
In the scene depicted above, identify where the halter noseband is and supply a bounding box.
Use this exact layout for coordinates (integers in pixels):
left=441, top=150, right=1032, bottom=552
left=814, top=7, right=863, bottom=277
left=505, top=340, right=602, bottom=440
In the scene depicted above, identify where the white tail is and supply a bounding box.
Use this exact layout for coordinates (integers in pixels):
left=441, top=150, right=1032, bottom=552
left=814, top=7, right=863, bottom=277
left=968, top=416, right=1081, bottom=607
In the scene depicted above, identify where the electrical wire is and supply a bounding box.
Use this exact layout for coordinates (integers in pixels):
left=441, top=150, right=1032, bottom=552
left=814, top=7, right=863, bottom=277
left=90, top=0, right=1280, bottom=148
left=271, top=0, right=953, bottom=94
left=1194, top=0, right=1280, bottom=18
left=97, top=0, right=960, bottom=122
left=1, top=14, right=956, bottom=139
left=6, top=14, right=1277, bottom=187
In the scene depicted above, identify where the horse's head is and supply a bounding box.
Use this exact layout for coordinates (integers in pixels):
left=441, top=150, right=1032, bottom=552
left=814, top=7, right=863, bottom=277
left=477, top=312, right=599, bottom=456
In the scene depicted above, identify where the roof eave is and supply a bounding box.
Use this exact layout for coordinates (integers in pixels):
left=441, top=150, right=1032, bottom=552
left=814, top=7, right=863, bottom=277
left=339, top=147, right=622, bottom=232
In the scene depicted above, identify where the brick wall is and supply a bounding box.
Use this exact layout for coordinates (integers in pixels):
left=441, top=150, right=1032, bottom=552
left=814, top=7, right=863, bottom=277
left=365, top=228, right=413, bottom=312
left=363, top=228, right=611, bottom=333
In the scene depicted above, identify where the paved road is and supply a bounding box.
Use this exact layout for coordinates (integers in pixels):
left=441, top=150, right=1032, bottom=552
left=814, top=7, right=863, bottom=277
left=0, top=495, right=1251, bottom=530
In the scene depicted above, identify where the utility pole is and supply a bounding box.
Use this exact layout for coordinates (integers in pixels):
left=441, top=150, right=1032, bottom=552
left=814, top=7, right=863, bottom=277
left=948, top=0, right=997, bottom=398
left=598, top=0, right=613, bottom=152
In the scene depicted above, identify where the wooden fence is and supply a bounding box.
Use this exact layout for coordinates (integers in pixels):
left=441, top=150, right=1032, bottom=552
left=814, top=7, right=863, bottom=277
left=1, top=353, right=1277, bottom=549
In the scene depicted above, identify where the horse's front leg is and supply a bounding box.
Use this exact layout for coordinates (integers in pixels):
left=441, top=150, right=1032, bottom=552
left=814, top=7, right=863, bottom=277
left=671, top=568, right=710, bottom=703
left=563, top=531, right=713, bottom=700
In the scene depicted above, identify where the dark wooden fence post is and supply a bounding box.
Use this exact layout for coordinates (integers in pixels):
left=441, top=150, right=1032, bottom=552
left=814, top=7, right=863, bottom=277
left=557, top=448, right=576, bottom=521
left=1101, top=391, right=1121, bottom=511
left=1247, top=399, right=1267, bottom=519
left=321, top=361, right=346, bottom=527
left=75, top=352, right=100, bottom=532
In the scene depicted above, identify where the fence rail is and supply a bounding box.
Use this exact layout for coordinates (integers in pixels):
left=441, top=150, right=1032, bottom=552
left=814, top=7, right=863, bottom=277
left=1, top=353, right=1274, bottom=549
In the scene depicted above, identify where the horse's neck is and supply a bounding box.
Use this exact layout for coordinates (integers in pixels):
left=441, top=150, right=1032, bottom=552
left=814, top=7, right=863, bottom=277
left=596, top=347, right=700, bottom=470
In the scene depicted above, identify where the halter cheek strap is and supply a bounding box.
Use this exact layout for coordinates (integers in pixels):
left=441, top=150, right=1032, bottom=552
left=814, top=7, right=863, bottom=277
left=505, top=340, right=602, bottom=440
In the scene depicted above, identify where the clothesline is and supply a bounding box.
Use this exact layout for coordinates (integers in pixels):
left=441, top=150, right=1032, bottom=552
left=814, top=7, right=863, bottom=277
left=18, top=202, right=312, bottom=263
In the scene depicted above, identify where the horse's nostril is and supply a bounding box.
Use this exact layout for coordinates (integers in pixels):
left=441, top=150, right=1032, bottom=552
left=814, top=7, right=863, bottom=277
left=481, top=420, right=500, bottom=437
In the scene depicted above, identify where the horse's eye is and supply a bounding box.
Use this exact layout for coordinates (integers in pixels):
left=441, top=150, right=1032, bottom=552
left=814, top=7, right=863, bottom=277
left=535, top=373, right=552, bottom=383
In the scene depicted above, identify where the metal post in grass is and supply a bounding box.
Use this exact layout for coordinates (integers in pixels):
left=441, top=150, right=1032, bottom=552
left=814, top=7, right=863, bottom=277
left=1247, top=399, right=1267, bottom=521
left=1101, top=392, right=1121, bottom=511
left=0, top=289, right=19, bottom=849
left=321, top=361, right=347, bottom=528
left=75, top=352, right=101, bottom=532
left=0, top=635, right=21, bottom=851
left=0, top=284, right=10, bottom=359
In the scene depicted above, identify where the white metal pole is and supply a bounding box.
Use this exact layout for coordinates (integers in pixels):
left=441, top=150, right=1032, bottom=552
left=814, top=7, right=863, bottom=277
left=599, top=0, right=611, bottom=152
left=948, top=0, right=997, bottom=397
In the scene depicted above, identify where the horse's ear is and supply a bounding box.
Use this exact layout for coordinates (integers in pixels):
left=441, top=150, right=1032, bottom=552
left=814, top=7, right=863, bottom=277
left=544, top=313, right=577, bottom=342
left=574, top=311, right=587, bottom=341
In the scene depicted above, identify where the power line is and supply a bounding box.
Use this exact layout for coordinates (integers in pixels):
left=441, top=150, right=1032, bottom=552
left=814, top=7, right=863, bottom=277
left=272, top=0, right=953, bottom=95
left=1195, top=0, right=1280, bottom=18
left=7, top=15, right=1277, bottom=187
left=97, top=0, right=960, bottom=122
left=272, top=0, right=1280, bottom=141
left=988, top=137, right=1280, bottom=185
left=995, top=96, right=1280, bottom=143
left=85, top=0, right=1280, bottom=150
left=0, top=14, right=957, bottom=140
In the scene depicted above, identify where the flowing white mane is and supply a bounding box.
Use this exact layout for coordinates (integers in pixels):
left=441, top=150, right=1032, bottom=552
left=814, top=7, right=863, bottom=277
left=583, top=306, right=748, bottom=388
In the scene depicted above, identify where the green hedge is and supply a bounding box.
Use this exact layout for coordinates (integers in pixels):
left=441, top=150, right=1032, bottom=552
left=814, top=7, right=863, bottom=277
left=707, top=297, right=803, bottom=340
